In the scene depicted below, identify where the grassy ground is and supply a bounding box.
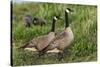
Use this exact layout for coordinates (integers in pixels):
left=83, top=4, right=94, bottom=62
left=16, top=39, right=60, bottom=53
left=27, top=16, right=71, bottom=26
left=12, top=2, right=97, bottom=66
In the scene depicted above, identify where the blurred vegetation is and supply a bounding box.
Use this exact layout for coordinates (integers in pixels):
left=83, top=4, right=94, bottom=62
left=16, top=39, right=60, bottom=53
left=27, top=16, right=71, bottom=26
left=12, top=2, right=97, bottom=66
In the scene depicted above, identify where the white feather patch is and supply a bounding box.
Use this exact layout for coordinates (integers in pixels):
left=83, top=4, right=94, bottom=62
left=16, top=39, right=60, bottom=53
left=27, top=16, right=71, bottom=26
left=65, top=9, right=70, bottom=13
left=25, top=48, right=60, bottom=53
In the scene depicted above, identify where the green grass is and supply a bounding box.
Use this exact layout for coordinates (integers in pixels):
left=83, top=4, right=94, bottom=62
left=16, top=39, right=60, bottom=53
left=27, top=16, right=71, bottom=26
left=12, top=2, right=97, bottom=66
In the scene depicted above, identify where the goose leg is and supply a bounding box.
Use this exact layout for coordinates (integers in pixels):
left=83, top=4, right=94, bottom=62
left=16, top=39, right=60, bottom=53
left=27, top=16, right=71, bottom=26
left=38, top=51, right=43, bottom=57
left=58, top=50, right=64, bottom=61
left=38, top=51, right=46, bottom=58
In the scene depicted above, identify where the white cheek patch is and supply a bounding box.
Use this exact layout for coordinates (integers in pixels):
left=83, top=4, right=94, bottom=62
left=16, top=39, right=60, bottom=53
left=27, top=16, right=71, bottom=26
left=65, top=9, right=70, bottom=13
left=54, top=16, right=58, bottom=20
left=34, top=21, right=37, bottom=23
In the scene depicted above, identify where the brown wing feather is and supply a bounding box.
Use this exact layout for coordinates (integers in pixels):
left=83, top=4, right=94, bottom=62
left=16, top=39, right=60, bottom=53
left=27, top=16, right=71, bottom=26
left=34, top=32, right=55, bottom=51
left=36, top=35, right=50, bottom=51
left=42, top=32, right=66, bottom=52
left=42, top=27, right=74, bottom=52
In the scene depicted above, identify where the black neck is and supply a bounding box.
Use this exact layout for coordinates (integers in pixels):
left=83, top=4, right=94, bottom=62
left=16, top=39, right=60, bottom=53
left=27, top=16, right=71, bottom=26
left=65, top=11, right=69, bottom=28
left=51, top=18, right=55, bottom=32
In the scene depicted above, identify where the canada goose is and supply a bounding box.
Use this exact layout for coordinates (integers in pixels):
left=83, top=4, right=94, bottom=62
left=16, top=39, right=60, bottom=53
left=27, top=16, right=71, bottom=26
left=41, top=8, right=74, bottom=60
left=23, top=14, right=33, bottom=27
left=23, top=14, right=47, bottom=27
left=20, top=16, right=59, bottom=56
left=33, top=17, right=47, bottom=26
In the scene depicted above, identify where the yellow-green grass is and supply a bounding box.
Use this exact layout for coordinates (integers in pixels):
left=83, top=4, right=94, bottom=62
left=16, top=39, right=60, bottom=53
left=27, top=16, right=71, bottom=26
left=12, top=2, right=97, bottom=66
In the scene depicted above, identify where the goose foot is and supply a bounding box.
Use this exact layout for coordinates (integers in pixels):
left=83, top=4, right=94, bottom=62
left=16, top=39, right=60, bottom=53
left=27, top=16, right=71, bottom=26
left=38, top=51, right=45, bottom=58
left=57, top=52, right=64, bottom=61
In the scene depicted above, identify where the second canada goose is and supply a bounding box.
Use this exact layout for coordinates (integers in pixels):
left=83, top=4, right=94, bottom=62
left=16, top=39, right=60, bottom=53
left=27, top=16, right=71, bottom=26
left=41, top=8, right=74, bottom=60
left=33, top=17, right=47, bottom=26
left=20, top=16, right=59, bottom=56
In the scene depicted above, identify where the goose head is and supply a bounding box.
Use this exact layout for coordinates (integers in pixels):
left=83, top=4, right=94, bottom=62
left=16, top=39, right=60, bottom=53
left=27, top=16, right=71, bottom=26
left=53, top=15, right=63, bottom=22
left=53, top=16, right=58, bottom=21
left=33, top=17, right=39, bottom=24
left=65, top=8, right=74, bottom=13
